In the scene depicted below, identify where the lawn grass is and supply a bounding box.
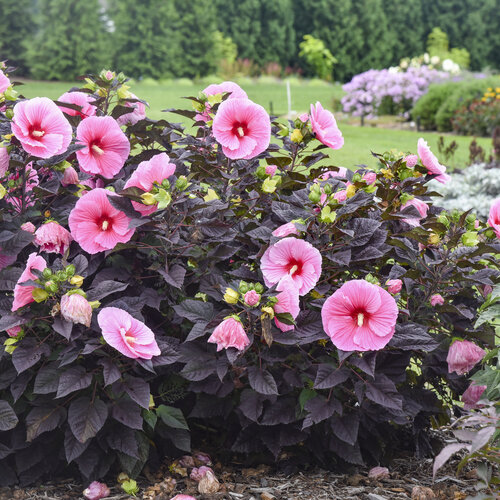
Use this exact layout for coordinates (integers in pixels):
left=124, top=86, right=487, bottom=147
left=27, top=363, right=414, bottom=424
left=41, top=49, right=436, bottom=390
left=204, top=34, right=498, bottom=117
left=17, top=78, right=492, bottom=169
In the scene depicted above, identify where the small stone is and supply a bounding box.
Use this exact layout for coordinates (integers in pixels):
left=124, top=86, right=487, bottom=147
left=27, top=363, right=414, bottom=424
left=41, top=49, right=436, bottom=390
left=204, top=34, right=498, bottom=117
left=411, top=486, right=436, bottom=500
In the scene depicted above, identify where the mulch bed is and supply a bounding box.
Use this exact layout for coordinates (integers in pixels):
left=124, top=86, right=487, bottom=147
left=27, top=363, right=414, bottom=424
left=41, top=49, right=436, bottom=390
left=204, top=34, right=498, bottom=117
left=0, top=453, right=493, bottom=500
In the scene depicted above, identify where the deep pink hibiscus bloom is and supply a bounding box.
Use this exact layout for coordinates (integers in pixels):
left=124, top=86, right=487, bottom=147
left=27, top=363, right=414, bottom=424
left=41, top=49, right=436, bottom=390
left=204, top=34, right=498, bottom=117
left=260, top=238, right=322, bottom=296
left=274, top=275, right=300, bottom=332
left=321, top=279, right=399, bottom=351
left=58, top=91, right=96, bottom=118
left=124, top=153, right=176, bottom=215
left=310, top=102, right=344, bottom=150
left=196, top=81, right=248, bottom=122
left=430, top=293, right=444, bottom=306
left=0, top=70, right=10, bottom=93
left=76, top=116, right=130, bottom=178
left=208, top=316, right=250, bottom=351
left=401, top=198, right=429, bottom=227
left=98, top=307, right=161, bottom=359
left=34, top=221, right=72, bottom=254
left=11, top=97, right=72, bottom=159
left=417, top=138, right=450, bottom=184
left=461, top=383, right=487, bottom=410
left=0, top=146, right=8, bottom=176
left=116, top=93, right=147, bottom=126
left=386, top=279, right=402, bottom=294
left=212, top=98, right=271, bottom=160
left=446, top=339, right=485, bottom=375
left=68, top=188, right=135, bottom=254
left=12, top=252, right=47, bottom=311
left=487, top=198, right=500, bottom=239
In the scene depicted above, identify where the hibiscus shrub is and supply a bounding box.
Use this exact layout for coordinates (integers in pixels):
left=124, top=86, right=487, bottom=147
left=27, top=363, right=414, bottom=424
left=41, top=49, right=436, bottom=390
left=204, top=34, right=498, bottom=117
left=0, top=68, right=498, bottom=486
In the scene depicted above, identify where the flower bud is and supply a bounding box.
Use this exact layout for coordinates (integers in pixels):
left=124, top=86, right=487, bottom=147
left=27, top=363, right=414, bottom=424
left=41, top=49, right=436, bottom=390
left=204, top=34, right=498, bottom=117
left=261, top=306, right=275, bottom=319
left=346, top=184, right=356, bottom=198
left=262, top=178, right=278, bottom=193
left=430, top=293, right=444, bottom=306
left=265, top=164, right=277, bottom=177
left=66, top=264, right=76, bottom=276
left=88, top=300, right=101, bottom=309
left=175, top=175, right=188, bottom=191
left=364, top=274, right=380, bottom=286
left=461, top=231, right=479, bottom=247
left=244, top=290, right=261, bottom=307
left=70, top=275, right=84, bottom=287
left=238, top=281, right=249, bottom=294
left=437, top=213, right=450, bottom=228
left=61, top=166, right=79, bottom=186
left=351, top=173, right=362, bottom=183
left=42, top=268, right=53, bottom=279
left=368, top=466, right=390, bottom=480
left=6, top=326, right=22, bottom=338
left=386, top=279, right=402, bottom=294
left=427, top=233, right=440, bottom=246
left=308, top=191, right=321, bottom=203
left=141, top=192, right=157, bottom=206
left=45, top=281, right=59, bottom=293
left=0, top=184, right=6, bottom=200
left=21, top=222, right=36, bottom=233
left=223, top=287, right=239, bottom=304
left=254, top=283, right=264, bottom=294
left=290, top=128, right=303, bottom=143
left=320, top=206, right=336, bottom=223
left=32, top=288, right=49, bottom=303
left=61, top=292, right=92, bottom=327
left=255, top=165, right=267, bottom=179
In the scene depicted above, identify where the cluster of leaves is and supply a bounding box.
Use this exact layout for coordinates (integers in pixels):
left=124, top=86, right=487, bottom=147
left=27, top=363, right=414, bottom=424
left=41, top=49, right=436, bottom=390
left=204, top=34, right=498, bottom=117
left=451, top=95, right=500, bottom=137
left=0, top=72, right=498, bottom=486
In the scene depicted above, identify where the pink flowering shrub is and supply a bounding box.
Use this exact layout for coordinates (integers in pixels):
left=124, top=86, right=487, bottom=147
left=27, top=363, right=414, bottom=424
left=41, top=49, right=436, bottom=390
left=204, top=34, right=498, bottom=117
left=0, top=70, right=497, bottom=488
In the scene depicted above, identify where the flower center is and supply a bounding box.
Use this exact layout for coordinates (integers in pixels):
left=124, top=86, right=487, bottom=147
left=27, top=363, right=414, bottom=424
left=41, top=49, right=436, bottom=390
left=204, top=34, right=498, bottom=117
left=287, top=260, right=301, bottom=276
left=289, top=265, right=299, bottom=275
left=91, top=144, right=104, bottom=156
left=32, top=130, right=45, bottom=138
left=237, top=126, right=245, bottom=137
left=357, top=312, right=364, bottom=327
left=120, top=327, right=135, bottom=345
left=232, top=122, right=247, bottom=139
left=101, top=220, right=109, bottom=230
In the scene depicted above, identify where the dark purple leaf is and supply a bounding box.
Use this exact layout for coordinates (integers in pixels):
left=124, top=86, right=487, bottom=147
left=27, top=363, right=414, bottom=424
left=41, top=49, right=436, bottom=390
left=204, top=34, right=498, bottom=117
left=314, top=365, right=350, bottom=389
left=238, top=389, right=265, bottom=422
left=98, top=358, right=122, bottom=386
left=12, top=342, right=50, bottom=374
left=64, top=428, right=90, bottom=463
left=52, top=317, right=73, bottom=340
left=87, top=280, right=129, bottom=301
left=247, top=367, right=279, bottom=395
left=112, top=399, right=144, bottom=430
left=26, top=406, right=66, bottom=441
left=56, top=366, right=92, bottom=398
left=331, top=413, right=359, bottom=445
left=0, top=400, right=18, bottom=431
left=123, top=376, right=150, bottom=409
left=68, top=397, right=108, bottom=443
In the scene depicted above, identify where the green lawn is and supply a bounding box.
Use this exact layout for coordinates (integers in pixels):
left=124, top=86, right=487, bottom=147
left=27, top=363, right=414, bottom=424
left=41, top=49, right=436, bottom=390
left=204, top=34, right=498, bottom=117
left=17, top=78, right=492, bottom=169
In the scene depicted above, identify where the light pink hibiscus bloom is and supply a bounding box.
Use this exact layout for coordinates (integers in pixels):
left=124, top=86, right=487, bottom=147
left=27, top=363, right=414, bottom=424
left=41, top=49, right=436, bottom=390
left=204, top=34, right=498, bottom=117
left=461, top=383, right=487, bottom=410
left=487, top=198, right=500, bottom=239
left=57, top=91, right=96, bottom=118
left=97, top=307, right=161, bottom=359
left=362, top=171, right=377, bottom=184
left=333, top=189, right=347, bottom=203
left=208, top=316, right=250, bottom=352
left=274, top=275, right=300, bottom=332
left=76, top=116, right=130, bottom=178
left=321, top=279, right=399, bottom=351
left=116, top=93, right=147, bottom=126
left=212, top=98, right=271, bottom=160
left=21, top=222, right=35, bottom=233
left=272, top=222, right=299, bottom=238
left=260, top=238, right=322, bottom=296
left=0, top=146, right=8, bottom=176
left=446, top=339, right=485, bottom=375
left=12, top=252, right=47, bottom=311
left=68, top=188, right=135, bottom=254
left=401, top=198, right=429, bottom=227
left=0, top=69, right=10, bottom=93
left=34, top=221, right=72, bottom=254
left=403, top=154, right=418, bottom=167
left=196, top=81, right=248, bottom=122
left=60, top=293, right=92, bottom=327
left=417, top=138, right=450, bottom=184
left=310, top=102, right=343, bottom=150
left=124, top=153, right=176, bottom=215
left=11, top=97, right=72, bottom=158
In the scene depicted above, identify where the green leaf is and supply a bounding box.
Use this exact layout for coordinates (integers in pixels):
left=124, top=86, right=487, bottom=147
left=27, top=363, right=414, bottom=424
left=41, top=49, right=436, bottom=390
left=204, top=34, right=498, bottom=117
left=299, top=388, right=316, bottom=411
left=157, top=405, right=189, bottom=430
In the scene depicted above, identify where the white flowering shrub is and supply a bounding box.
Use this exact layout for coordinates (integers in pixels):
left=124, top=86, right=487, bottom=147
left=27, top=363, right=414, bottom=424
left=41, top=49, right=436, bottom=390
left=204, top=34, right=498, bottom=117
left=431, top=164, right=500, bottom=218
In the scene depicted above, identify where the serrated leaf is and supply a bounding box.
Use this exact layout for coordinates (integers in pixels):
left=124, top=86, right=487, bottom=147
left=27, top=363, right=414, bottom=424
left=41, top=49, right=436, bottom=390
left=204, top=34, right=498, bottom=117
left=68, top=397, right=108, bottom=443
left=87, top=280, right=128, bottom=301
left=0, top=400, right=18, bottom=431
left=173, top=299, right=214, bottom=323
left=26, top=406, right=66, bottom=442
left=56, top=366, right=92, bottom=398
left=314, top=365, right=349, bottom=389
left=247, top=366, right=279, bottom=395
left=157, top=405, right=189, bottom=430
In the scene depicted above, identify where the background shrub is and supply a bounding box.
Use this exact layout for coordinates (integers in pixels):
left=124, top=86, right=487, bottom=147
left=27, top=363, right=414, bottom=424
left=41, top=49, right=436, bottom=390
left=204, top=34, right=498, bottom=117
left=411, top=82, right=456, bottom=130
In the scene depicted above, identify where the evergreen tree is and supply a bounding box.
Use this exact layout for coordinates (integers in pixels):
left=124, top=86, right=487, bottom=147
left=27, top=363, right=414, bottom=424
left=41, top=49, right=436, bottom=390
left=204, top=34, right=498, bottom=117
left=27, top=0, right=110, bottom=80
left=111, top=0, right=182, bottom=80
left=382, top=0, right=425, bottom=65
left=0, top=0, right=34, bottom=75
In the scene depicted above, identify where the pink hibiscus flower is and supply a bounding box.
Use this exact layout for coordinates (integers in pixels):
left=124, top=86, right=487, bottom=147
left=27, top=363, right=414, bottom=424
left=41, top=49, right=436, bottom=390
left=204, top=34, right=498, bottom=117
left=11, top=97, right=72, bottom=158
left=461, top=383, right=487, bottom=410
left=208, top=316, right=250, bottom=352
left=124, top=153, right=176, bottom=215
left=272, top=222, right=299, bottom=238
left=68, top=188, right=135, bottom=254
left=321, top=279, right=399, bottom=351
left=97, top=307, right=161, bottom=359
left=386, top=279, right=402, bottom=294
left=320, top=168, right=347, bottom=180
left=310, top=102, right=344, bottom=150
left=430, top=293, right=444, bottom=306
left=417, top=138, right=450, bottom=184
left=34, top=221, right=72, bottom=254
left=61, top=166, right=79, bottom=186
left=274, top=275, right=300, bottom=332
left=265, top=164, right=277, bottom=176
left=212, top=98, right=271, bottom=160
left=60, top=293, right=92, bottom=327
left=116, top=93, right=147, bottom=126
left=446, top=339, right=485, bottom=375
left=196, top=81, right=247, bottom=122
left=76, top=116, right=130, bottom=178
left=362, top=171, right=377, bottom=185
left=401, top=198, right=429, bottom=227
left=0, top=146, right=9, bottom=176
left=487, top=198, right=500, bottom=239
left=244, top=290, right=261, bottom=307
left=260, top=238, right=322, bottom=296
left=403, top=154, right=418, bottom=167
left=0, top=69, right=10, bottom=93
left=12, top=252, right=47, bottom=311
left=57, top=91, right=96, bottom=118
